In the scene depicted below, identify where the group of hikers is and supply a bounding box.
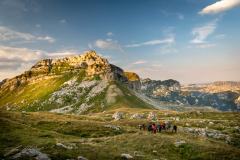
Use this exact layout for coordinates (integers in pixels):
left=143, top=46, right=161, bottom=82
left=138, top=121, right=177, bottom=134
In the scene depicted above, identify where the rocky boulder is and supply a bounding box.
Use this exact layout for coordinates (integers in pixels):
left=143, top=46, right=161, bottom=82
left=112, top=112, right=124, bottom=120
left=130, top=113, right=145, bottom=119
left=11, top=148, right=50, bottom=160
left=147, top=112, right=157, bottom=121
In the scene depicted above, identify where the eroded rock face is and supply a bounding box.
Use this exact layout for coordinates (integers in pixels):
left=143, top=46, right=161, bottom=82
left=235, top=96, right=240, bottom=109
left=124, top=72, right=141, bottom=90
left=0, top=51, right=128, bottom=94
left=106, top=84, right=123, bottom=105
left=140, top=78, right=240, bottom=111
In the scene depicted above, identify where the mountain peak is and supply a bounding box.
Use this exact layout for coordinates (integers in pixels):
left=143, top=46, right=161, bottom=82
left=0, top=51, right=127, bottom=92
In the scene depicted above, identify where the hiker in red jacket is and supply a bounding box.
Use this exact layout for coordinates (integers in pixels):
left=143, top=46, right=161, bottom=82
left=152, top=123, right=157, bottom=134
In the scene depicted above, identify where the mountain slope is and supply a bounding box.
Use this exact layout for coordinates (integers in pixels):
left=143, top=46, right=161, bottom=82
left=140, top=79, right=240, bottom=111
left=0, top=51, right=152, bottom=113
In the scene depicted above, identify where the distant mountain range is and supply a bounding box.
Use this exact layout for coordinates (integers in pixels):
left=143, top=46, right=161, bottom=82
left=140, top=79, right=240, bottom=111
left=0, top=51, right=239, bottom=112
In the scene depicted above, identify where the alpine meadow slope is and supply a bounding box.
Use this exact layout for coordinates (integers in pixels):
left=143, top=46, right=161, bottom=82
left=0, top=51, right=240, bottom=160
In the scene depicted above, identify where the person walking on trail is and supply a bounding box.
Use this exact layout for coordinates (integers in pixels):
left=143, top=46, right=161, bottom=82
left=173, top=125, right=177, bottom=133
left=139, top=124, right=146, bottom=131
left=148, top=123, right=152, bottom=132
left=157, top=124, right=161, bottom=132
left=152, top=123, right=157, bottom=134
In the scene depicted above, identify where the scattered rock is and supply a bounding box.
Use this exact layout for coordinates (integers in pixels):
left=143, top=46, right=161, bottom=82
left=130, top=113, right=144, bottom=119
left=209, top=121, right=214, bottom=125
left=121, top=153, right=133, bottom=159
left=104, top=125, right=121, bottom=131
left=56, top=142, right=76, bottom=150
left=77, top=156, right=88, bottom=160
left=50, top=105, right=73, bottom=114
left=112, top=112, right=124, bottom=120
left=174, top=140, right=186, bottom=147
left=183, top=127, right=231, bottom=143
left=11, top=148, right=50, bottom=160
left=152, top=150, right=157, bottom=153
left=148, top=112, right=157, bottom=121
left=134, top=151, right=144, bottom=157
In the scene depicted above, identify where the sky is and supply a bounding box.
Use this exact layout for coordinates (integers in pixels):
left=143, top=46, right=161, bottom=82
left=0, top=0, right=240, bottom=84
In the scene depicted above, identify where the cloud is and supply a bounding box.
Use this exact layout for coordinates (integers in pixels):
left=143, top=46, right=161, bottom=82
left=199, top=0, right=240, bottom=15
left=0, top=46, right=44, bottom=62
left=159, top=43, right=178, bottom=54
left=161, top=10, right=184, bottom=20
left=0, top=46, right=45, bottom=80
left=35, top=24, right=41, bottom=28
left=132, top=60, right=147, bottom=65
left=0, top=46, right=88, bottom=80
left=107, top=32, right=113, bottom=36
left=190, top=19, right=217, bottom=44
left=215, top=34, right=225, bottom=39
left=195, top=43, right=216, bottom=48
left=95, top=39, right=122, bottom=50
left=47, top=51, right=78, bottom=58
left=0, top=26, right=55, bottom=43
left=59, top=19, right=67, bottom=23
left=177, top=13, right=184, bottom=20
left=125, top=36, right=175, bottom=48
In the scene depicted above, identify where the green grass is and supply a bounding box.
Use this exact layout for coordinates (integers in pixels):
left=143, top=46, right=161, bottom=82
left=0, top=71, right=86, bottom=111
left=104, top=82, right=154, bottom=110
left=1, top=110, right=240, bottom=160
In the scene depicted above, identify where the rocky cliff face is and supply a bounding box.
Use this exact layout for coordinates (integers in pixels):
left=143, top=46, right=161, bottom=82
left=124, top=72, right=141, bottom=90
left=0, top=51, right=128, bottom=93
left=139, top=79, right=240, bottom=111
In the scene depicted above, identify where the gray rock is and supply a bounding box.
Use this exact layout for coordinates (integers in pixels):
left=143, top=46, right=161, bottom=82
left=112, top=112, right=124, bottom=120
left=121, top=153, right=133, bottom=159
left=147, top=112, right=157, bottom=121
left=77, top=156, right=88, bottom=160
left=11, top=148, right=50, bottom=160
left=130, top=113, right=144, bottom=119
left=104, top=125, right=121, bottom=131
left=174, top=140, right=186, bottom=147
left=56, top=142, right=75, bottom=150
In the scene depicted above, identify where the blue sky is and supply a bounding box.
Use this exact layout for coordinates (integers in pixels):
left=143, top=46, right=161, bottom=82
left=0, top=0, right=240, bottom=84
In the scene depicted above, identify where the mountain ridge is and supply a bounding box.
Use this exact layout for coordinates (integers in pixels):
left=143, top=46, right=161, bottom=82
left=0, top=50, right=239, bottom=112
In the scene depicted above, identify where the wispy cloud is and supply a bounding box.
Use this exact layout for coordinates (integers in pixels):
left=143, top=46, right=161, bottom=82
left=35, top=24, right=41, bottom=28
left=95, top=39, right=122, bottom=50
left=177, top=13, right=184, bottom=20
left=107, top=32, right=113, bottom=36
left=125, top=36, right=175, bottom=48
left=0, top=45, right=45, bottom=80
left=190, top=19, right=218, bottom=44
left=0, top=26, right=55, bottom=43
left=0, top=46, right=44, bottom=62
left=199, top=0, right=240, bottom=15
left=161, top=10, right=184, bottom=20
left=132, top=60, right=147, bottom=65
left=59, top=19, right=67, bottom=23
